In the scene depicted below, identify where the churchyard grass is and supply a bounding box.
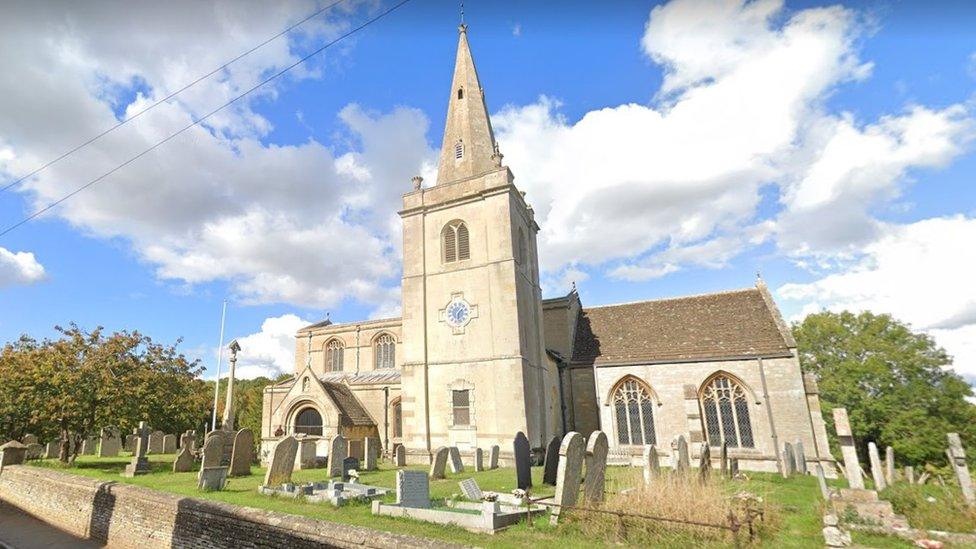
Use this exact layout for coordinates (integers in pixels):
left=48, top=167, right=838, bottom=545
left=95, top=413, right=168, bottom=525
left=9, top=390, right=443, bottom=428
left=881, top=482, right=976, bottom=534
left=28, top=455, right=916, bottom=548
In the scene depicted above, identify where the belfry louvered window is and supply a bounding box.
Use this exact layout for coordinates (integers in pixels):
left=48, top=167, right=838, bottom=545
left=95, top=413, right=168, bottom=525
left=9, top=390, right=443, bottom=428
left=454, top=140, right=464, bottom=160
left=452, top=390, right=471, bottom=426
left=325, top=339, right=344, bottom=372
left=374, top=333, right=395, bottom=369
left=611, top=377, right=656, bottom=446
left=442, top=221, right=470, bottom=263
left=700, top=374, right=754, bottom=448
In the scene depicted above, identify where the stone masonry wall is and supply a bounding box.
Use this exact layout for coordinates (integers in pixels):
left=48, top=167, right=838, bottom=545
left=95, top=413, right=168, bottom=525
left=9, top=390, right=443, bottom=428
left=0, top=465, right=453, bottom=549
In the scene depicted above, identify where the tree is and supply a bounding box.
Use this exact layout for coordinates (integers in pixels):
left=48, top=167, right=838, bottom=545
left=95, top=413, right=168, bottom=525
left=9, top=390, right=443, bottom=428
left=794, top=311, right=976, bottom=466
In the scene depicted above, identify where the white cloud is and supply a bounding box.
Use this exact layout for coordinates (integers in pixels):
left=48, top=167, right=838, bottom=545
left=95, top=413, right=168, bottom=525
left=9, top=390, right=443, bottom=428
left=231, top=313, right=312, bottom=379
left=0, top=247, right=46, bottom=288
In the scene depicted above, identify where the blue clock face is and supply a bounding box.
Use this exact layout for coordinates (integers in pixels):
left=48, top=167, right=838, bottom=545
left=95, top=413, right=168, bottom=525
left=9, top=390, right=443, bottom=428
left=446, top=300, right=470, bottom=327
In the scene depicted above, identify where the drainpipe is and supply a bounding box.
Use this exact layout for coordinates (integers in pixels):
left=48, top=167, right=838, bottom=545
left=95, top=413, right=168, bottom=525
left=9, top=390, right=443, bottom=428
left=383, top=386, right=390, bottom=456
left=757, top=357, right=781, bottom=472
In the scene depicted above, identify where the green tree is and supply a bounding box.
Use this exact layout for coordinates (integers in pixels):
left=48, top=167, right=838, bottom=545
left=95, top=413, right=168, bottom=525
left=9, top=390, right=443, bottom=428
left=794, top=311, right=976, bottom=466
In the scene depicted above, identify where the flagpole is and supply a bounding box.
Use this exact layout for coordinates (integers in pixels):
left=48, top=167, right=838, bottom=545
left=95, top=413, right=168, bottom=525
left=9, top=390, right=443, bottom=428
left=210, top=300, right=228, bottom=432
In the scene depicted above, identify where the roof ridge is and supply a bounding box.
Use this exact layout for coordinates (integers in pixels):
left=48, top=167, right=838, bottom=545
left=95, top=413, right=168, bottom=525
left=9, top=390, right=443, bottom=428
left=299, top=316, right=402, bottom=333
left=583, top=287, right=757, bottom=311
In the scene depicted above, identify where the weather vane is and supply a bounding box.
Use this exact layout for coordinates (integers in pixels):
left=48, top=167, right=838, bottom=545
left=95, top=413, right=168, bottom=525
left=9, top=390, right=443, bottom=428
left=460, top=1, right=464, bottom=24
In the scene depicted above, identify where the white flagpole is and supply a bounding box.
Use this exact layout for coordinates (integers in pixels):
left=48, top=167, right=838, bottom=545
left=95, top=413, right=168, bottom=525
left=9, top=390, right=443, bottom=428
left=210, top=300, right=228, bottom=432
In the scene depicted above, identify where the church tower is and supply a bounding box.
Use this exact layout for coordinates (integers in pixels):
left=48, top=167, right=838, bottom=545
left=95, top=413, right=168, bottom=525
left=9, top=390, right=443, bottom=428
left=398, top=24, right=560, bottom=462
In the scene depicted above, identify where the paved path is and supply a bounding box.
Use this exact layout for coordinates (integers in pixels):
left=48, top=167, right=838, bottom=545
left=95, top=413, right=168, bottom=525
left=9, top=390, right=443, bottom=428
left=0, top=501, right=103, bottom=549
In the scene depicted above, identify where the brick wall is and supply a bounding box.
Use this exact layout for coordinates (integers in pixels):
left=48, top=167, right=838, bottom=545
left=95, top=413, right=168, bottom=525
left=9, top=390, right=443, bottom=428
left=0, top=465, right=454, bottom=549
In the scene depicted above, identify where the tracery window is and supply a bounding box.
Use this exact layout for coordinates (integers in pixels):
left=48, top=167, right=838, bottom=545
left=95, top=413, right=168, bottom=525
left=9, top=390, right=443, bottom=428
left=294, top=407, right=323, bottom=436
left=374, top=333, right=395, bottom=369
left=611, top=377, right=656, bottom=446
left=700, top=374, right=754, bottom=448
left=325, top=339, right=344, bottom=372
left=442, top=221, right=470, bottom=263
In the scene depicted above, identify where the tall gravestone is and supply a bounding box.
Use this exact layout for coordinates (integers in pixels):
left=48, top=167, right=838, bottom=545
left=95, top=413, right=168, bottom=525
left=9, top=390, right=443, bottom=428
left=394, top=444, right=406, bottom=467
left=542, top=435, right=560, bottom=486
left=263, top=436, right=298, bottom=487
left=488, top=445, right=499, bottom=470
left=98, top=427, right=120, bottom=457
left=44, top=441, right=58, bottom=459
left=582, top=431, right=608, bottom=504
left=550, top=432, right=585, bottom=525
left=473, top=447, right=484, bottom=472
left=327, top=434, right=346, bottom=478
left=884, top=446, right=895, bottom=485
left=397, top=469, right=431, bottom=509
left=795, top=440, right=807, bottom=475
left=181, top=430, right=197, bottom=453
left=122, top=422, right=151, bottom=477
left=81, top=436, right=98, bottom=455
left=514, top=432, right=532, bottom=489
left=719, top=442, right=729, bottom=478
left=904, top=466, right=915, bottom=485
left=699, top=442, right=712, bottom=483
left=230, top=428, right=253, bottom=477
left=833, top=408, right=864, bottom=489
left=947, top=433, right=975, bottom=506
left=200, top=432, right=224, bottom=473
left=162, top=434, right=177, bottom=454
left=675, top=435, right=690, bottom=474
left=148, top=431, right=164, bottom=454
left=295, top=436, right=317, bottom=470
left=782, top=442, right=796, bottom=478
left=363, top=438, right=378, bottom=471
left=429, top=446, right=449, bottom=479
left=815, top=464, right=830, bottom=500
left=173, top=446, right=194, bottom=473
left=448, top=446, right=464, bottom=474
left=643, top=445, right=660, bottom=485
left=867, top=442, right=886, bottom=490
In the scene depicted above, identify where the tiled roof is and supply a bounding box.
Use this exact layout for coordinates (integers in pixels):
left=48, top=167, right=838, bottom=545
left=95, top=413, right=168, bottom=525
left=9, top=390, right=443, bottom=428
left=320, top=382, right=375, bottom=427
left=571, top=288, right=793, bottom=364
left=319, top=370, right=401, bottom=385
left=297, top=316, right=401, bottom=334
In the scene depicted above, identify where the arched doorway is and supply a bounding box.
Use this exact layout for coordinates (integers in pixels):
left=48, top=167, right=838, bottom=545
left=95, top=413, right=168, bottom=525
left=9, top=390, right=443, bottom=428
left=294, top=407, right=323, bottom=436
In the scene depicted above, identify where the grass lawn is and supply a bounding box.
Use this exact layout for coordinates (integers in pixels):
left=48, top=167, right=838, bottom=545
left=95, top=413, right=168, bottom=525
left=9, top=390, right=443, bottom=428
left=28, top=455, right=916, bottom=548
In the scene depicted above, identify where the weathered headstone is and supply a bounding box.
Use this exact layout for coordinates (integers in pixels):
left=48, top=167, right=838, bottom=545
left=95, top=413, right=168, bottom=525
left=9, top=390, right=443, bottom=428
left=327, top=434, right=346, bottom=478
left=230, top=428, right=253, bottom=477
left=200, top=432, right=224, bottom=472
left=122, top=422, right=151, bottom=477
left=124, top=434, right=136, bottom=453
left=643, top=445, right=660, bottom=485
left=514, top=432, right=532, bottom=489
left=473, top=447, right=484, bottom=471
left=675, top=435, right=690, bottom=474
left=98, top=427, right=120, bottom=457
left=162, top=434, right=177, bottom=454
left=582, top=431, right=608, bottom=504
left=699, top=442, right=712, bottom=483
left=459, top=478, right=483, bottom=501
left=429, top=446, right=449, bottom=479
left=181, top=430, right=197, bottom=453
left=173, top=446, right=194, bottom=473
left=904, top=466, right=915, bottom=485
left=867, top=442, right=886, bottom=491
left=81, top=436, right=98, bottom=455
left=815, top=464, right=830, bottom=500
left=720, top=442, right=729, bottom=478
left=550, top=432, right=585, bottom=525
left=363, top=438, right=378, bottom=471
left=730, top=457, right=740, bottom=478
left=0, top=441, right=28, bottom=472
left=542, top=435, right=560, bottom=486
left=148, top=430, right=164, bottom=454
left=448, top=446, right=464, bottom=474
left=783, top=442, right=796, bottom=478
left=394, top=444, right=406, bottom=467
left=22, top=434, right=38, bottom=446
left=263, top=436, right=298, bottom=487
left=397, top=469, right=431, bottom=509
left=25, top=443, right=43, bottom=460
left=342, top=456, right=360, bottom=482
left=488, top=444, right=499, bottom=470
left=44, top=441, right=58, bottom=459
left=884, top=446, right=895, bottom=485
left=833, top=408, right=864, bottom=489
left=198, top=466, right=228, bottom=491
left=917, top=471, right=930, bottom=485
left=295, top=436, right=317, bottom=469
left=947, top=433, right=974, bottom=506
left=795, top=440, right=807, bottom=475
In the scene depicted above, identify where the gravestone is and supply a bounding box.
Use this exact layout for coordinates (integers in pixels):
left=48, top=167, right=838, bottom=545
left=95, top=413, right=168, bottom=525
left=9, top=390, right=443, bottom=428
left=200, top=432, right=224, bottom=472
left=230, top=428, right=253, bottom=477
left=904, top=466, right=915, bottom=484
left=429, top=446, right=449, bottom=479
left=675, top=435, right=690, bottom=474
left=173, top=446, right=194, bottom=473
left=394, top=444, right=406, bottom=467
left=98, top=427, right=120, bottom=457
left=643, top=445, right=660, bottom=485
left=488, top=444, right=499, bottom=470
left=397, top=469, right=431, bottom=509
left=815, top=464, right=830, bottom=500
left=699, top=442, right=712, bottom=483
left=181, top=430, right=197, bottom=453
left=295, top=436, right=317, bottom=469
left=783, top=443, right=796, bottom=478
left=0, top=441, right=28, bottom=472
left=148, top=431, right=165, bottom=454
left=81, top=436, right=98, bottom=455
left=947, top=433, right=974, bottom=506
left=263, top=436, right=298, bottom=487
left=448, top=446, right=464, bottom=473
left=867, top=442, right=886, bottom=490
left=205, top=429, right=233, bottom=466
left=730, top=458, right=740, bottom=478
left=582, top=431, right=608, bottom=504
left=348, top=438, right=364, bottom=461
left=833, top=408, right=864, bottom=489
left=198, top=466, right=228, bottom=491
left=44, top=441, right=58, bottom=459
left=26, top=443, right=43, bottom=460
left=514, top=432, right=532, bottom=489
left=917, top=471, right=930, bottom=485
left=342, top=457, right=360, bottom=482
left=885, top=446, right=895, bottom=485
left=550, top=432, right=585, bottom=525
left=22, top=434, right=38, bottom=446
left=363, top=438, right=378, bottom=471
left=162, top=434, right=177, bottom=454
left=795, top=440, right=807, bottom=475
left=122, top=422, right=151, bottom=477
left=327, top=434, right=346, bottom=478
left=473, top=447, right=484, bottom=472
left=459, top=478, right=482, bottom=501
left=124, top=434, right=136, bottom=453
left=542, top=435, right=560, bottom=486
left=720, top=442, right=729, bottom=478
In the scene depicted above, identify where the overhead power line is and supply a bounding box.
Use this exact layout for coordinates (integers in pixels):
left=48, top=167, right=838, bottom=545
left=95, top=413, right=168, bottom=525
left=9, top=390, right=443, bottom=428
left=0, top=0, right=351, bottom=195
left=0, top=0, right=413, bottom=239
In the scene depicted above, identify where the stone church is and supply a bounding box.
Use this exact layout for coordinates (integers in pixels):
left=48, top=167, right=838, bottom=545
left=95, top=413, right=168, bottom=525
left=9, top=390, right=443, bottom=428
left=261, top=25, right=835, bottom=475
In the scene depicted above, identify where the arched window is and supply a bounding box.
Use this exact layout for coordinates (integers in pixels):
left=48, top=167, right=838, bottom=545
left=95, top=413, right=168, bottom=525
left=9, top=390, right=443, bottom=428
left=457, top=88, right=464, bottom=100
left=454, top=140, right=464, bottom=160
left=374, top=333, right=395, bottom=369
left=700, top=374, right=755, bottom=448
left=610, top=377, right=656, bottom=446
left=442, top=221, right=470, bottom=263
left=294, top=407, right=323, bottom=436
left=391, top=398, right=402, bottom=438
left=325, top=339, right=344, bottom=372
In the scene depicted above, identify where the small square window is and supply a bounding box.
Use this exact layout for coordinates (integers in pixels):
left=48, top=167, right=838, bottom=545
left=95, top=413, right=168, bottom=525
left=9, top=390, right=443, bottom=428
left=452, top=389, right=471, bottom=426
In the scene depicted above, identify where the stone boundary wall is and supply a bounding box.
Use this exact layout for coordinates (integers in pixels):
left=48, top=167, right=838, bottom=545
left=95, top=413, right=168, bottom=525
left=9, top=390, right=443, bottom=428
left=0, top=465, right=458, bottom=549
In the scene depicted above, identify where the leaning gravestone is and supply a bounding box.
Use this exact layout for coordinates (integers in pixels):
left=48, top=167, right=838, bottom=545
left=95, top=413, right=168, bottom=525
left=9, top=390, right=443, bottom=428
left=582, top=431, right=608, bottom=504
left=263, top=436, right=298, bottom=487
left=675, top=435, right=690, bottom=474
left=473, top=447, right=484, bottom=472
left=448, top=446, right=464, bottom=474
left=173, top=446, right=194, bottom=473
left=230, top=428, right=253, bottom=477
left=200, top=432, right=224, bottom=473
left=488, top=445, right=499, bottom=470
left=833, top=408, right=864, bottom=489
left=122, top=422, right=151, bottom=477
left=327, top=434, right=347, bottom=478
left=429, top=446, right=449, bottom=479
left=397, top=469, right=431, bottom=509
left=699, top=442, right=712, bottom=483
left=947, top=433, right=974, bottom=506
left=542, top=435, right=561, bottom=486
left=783, top=442, right=796, bottom=478
left=363, top=438, right=378, bottom=471
left=867, top=442, right=886, bottom=490
left=795, top=440, right=807, bottom=475
left=81, top=436, right=98, bottom=455
left=98, top=427, right=120, bottom=457
left=514, top=432, right=532, bottom=489
left=459, top=478, right=483, bottom=501
left=394, top=444, right=406, bottom=467
left=550, top=432, right=585, bottom=526
left=162, top=434, right=177, bottom=454
left=815, top=464, right=830, bottom=500
left=148, top=431, right=165, bottom=454
left=643, top=445, right=660, bottom=485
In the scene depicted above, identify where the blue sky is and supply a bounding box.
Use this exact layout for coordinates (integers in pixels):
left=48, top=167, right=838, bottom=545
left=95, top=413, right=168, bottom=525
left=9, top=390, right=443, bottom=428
left=1, top=0, right=974, bottom=382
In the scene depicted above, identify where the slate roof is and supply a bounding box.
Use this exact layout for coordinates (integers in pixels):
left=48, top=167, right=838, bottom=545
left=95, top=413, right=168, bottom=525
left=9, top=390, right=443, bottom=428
left=320, top=382, right=375, bottom=427
left=571, top=288, right=793, bottom=365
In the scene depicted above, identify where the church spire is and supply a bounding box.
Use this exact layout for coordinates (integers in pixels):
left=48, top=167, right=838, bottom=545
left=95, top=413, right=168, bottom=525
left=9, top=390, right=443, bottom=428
left=436, top=24, right=501, bottom=185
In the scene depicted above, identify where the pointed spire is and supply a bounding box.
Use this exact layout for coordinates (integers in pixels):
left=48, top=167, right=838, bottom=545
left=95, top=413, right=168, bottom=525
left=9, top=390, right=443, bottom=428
left=436, top=24, right=501, bottom=185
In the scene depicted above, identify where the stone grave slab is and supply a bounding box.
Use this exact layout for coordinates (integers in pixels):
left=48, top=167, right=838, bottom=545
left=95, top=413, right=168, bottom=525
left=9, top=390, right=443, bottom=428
left=263, top=436, right=298, bottom=487
left=643, top=445, right=660, bottom=485
left=448, top=446, right=464, bottom=474
left=550, top=432, right=585, bottom=525
left=542, top=435, right=560, bottom=486
left=459, top=478, right=483, bottom=501
left=867, top=442, right=886, bottom=490
left=514, top=432, right=532, bottom=489
left=397, top=469, right=431, bottom=509
left=327, top=434, right=346, bottom=478
left=162, top=434, right=177, bottom=454
left=833, top=408, right=864, bottom=489
left=582, top=431, right=608, bottom=504
left=429, top=446, right=449, bottom=479
left=394, top=444, right=406, bottom=467
left=173, top=446, right=194, bottom=473
left=198, top=466, right=228, bottom=491
left=148, top=431, right=164, bottom=454
left=230, top=428, right=253, bottom=477
left=488, top=444, right=499, bottom=470
left=98, top=427, right=120, bottom=457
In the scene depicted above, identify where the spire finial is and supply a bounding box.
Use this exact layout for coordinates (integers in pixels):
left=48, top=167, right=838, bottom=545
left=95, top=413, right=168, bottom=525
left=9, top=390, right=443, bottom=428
left=460, top=1, right=464, bottom=24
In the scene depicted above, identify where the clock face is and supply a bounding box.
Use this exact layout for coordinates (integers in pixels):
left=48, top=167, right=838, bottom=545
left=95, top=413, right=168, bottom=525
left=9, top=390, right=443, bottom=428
left=446, top=299, right=471, bottom=327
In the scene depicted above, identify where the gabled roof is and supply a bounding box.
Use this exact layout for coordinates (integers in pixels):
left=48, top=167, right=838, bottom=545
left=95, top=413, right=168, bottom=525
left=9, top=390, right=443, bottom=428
left=320, top=382, right=375, bottom=427
left=571, top=288, right=793, bottom=365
